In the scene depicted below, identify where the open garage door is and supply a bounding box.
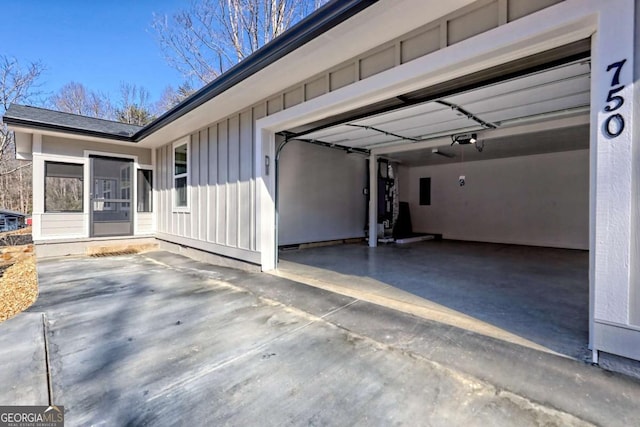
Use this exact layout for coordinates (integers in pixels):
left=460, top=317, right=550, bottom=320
left=275, top=42, right=591, bottom=362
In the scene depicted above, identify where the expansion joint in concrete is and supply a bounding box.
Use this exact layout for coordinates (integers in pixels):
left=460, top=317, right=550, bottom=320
left=41, top=313, right=54, bottom=405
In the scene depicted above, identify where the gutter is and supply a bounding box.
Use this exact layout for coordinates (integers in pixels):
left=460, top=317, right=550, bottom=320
left=132, top=0, right=378, bottom=141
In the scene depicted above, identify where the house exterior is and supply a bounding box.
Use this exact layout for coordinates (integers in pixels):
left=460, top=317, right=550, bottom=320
left=0, top=209, right=26, bottom=232
left=4, top=0, right=640, bottom=367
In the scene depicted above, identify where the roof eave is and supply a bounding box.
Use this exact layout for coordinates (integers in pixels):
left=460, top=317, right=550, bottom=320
left=132, top=0, right=378, bottom=141
left=4, top=117, right=135, bottom=142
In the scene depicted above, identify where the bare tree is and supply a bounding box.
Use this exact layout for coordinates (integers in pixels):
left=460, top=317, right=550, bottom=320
left=0, top=56, right=44, bottom=213
left=49, top=82, right=113, bottom=119
left=115, top=83, right=155, bottom=126
left=152, top=0, right=329, bottom=86
left=156, top=82, right=196, bottom=114
left=0, top=56, right=45, bottom=165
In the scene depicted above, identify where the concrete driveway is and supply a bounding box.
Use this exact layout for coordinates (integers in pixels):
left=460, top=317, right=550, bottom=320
left=5, top=251, right=640, bottom=425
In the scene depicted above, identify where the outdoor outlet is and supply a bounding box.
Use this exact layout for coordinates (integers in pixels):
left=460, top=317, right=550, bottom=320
left=459, top=175, right=466, bottom=187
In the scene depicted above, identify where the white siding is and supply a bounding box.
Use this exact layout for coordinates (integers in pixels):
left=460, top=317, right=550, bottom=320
left=40, top=213, right=86, bottom=239
left=136, top=213, right=154, bottom=234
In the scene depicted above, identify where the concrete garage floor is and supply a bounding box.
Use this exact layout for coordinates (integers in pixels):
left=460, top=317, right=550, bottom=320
left=14, top=251, right=640, bottom=426
left=278, top=240, right=590, bottom=361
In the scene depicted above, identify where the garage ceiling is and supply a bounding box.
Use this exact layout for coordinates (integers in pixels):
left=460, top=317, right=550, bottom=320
left=298, top=58, right=591, bottom=164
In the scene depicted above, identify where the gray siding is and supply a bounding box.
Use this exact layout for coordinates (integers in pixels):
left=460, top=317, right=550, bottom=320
left=275, top=0, right=564, bottom=106
left=156, top=111, right=259, bottom=260
left=42, top=135, right=151, bottom=164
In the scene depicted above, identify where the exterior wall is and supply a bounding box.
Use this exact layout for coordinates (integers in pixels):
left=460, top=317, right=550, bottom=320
left=153, top=0, right=562, bottom=264
left=40, top=137, right=151, bottom=164
left=33, top=135, right=153, bottom=241
left=264, top=0, right=564, bottom=118
left=136, top=213, right=154, bottom=234
left=155, top=108, right=262, bottom=265
left=278, top=142, right=367, bottom=246
left=398, top=149, right=589, bottom=250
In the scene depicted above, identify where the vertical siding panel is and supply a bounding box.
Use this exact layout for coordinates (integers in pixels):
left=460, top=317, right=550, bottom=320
left=156, top=147, right=161, bottom=232
left=157, top=146, right=162, bottom=233
left=167, top=144, right=173, bottom=235
left=208, top=125, right=218, bottom=242
left=189, top=134, right=199, bottom=239
left=252, top=103, right=267, bottom=251
left=166, top=144, right=172, bottom=235
left=239, top=110, right=252, bottom=250
left=157, top=146, right=163, bottom=233
left=164, top=144, right=169, bottom=233
left=217, top=120, right=228, bottom=245
left=165, top=144, right=171, bottom=234
left=227, top=115, right=240, bottom=247
left=199, top=129, right=208, bottom=241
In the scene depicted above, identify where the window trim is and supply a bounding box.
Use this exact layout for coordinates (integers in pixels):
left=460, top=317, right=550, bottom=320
left=172, top=137, right=190, bottom=212
left=137, top=168, right=153, bottom=213
left=44, top=161, right=85, bottom=213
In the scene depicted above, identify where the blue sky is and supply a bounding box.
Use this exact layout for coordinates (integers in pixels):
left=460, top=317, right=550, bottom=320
left=2, top=1, right=186, bottom=106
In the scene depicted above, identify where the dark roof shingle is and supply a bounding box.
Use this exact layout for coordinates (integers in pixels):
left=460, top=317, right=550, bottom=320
left=3, top=104, right=142, bottom=140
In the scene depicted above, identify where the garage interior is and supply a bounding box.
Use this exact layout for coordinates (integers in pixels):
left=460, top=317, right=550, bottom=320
left=275, top=42, right=592, bottom=361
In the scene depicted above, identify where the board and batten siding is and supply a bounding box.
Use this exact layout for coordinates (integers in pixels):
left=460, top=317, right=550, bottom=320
left=269, top=0, right=565, bottom=114
left=153, top=0, right=564, bottom=265
left=155, top=107, right=263, bottom=264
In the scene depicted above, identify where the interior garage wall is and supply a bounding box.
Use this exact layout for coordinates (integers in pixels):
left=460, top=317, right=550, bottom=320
left=278, top=142, right=367, bottom=246
left=398, top=149, right=589, bottom=249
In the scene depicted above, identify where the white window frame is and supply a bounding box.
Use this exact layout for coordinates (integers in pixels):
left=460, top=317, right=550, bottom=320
left=172, top=137, right=190, bottom=212
left=136, top=166, right=154, bottom=213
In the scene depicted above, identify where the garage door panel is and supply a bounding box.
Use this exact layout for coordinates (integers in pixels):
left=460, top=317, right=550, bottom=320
left=446, top=63, right=590, bottom=106
left=459, top=79, right=590, bottom=115
left=355, top=103, right=447, bottom=126
left=389, top=121, right=482, bottom=141
left=360, top=109, right=465, bottom=134
left=341, top=133, right=410, bottom=147
left=480, top=93, right=591, bottom=123
left=303, top=125, right=369, bottom=141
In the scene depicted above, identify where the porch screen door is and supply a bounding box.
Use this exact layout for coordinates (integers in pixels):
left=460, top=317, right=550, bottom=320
left=90, top=156, right=133, bottom=237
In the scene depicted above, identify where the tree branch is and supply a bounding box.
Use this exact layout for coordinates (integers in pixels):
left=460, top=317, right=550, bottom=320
left=0, top=162, right=31, bottom=177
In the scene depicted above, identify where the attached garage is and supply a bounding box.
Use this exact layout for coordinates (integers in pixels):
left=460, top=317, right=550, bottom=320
left=5, top=0, right=640, bottom=372
left=275, top=45, right=592, bottom=360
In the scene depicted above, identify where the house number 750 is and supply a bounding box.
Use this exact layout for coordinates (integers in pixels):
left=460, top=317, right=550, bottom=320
left=604, top=59, right=627, bottom=138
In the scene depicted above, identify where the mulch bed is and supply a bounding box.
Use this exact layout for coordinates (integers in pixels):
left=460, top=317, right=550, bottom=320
left=0, top=228, right=38, bottom=323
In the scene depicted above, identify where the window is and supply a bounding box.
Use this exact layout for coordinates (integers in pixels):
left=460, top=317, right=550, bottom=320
left=120, top=164, right=131, bottom=208
left=45, top=162, right=84, bottom=212
left=419, top=177, right=431, bottom=206
left=94, top=178, right=117, bottom=210
left=137, top=169, right=153, bottom=212
left=173, top=141, right=189, bottom=209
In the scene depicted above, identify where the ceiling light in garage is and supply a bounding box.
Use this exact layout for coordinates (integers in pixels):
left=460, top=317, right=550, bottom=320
left=451, top=133, right=477, bottom=145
